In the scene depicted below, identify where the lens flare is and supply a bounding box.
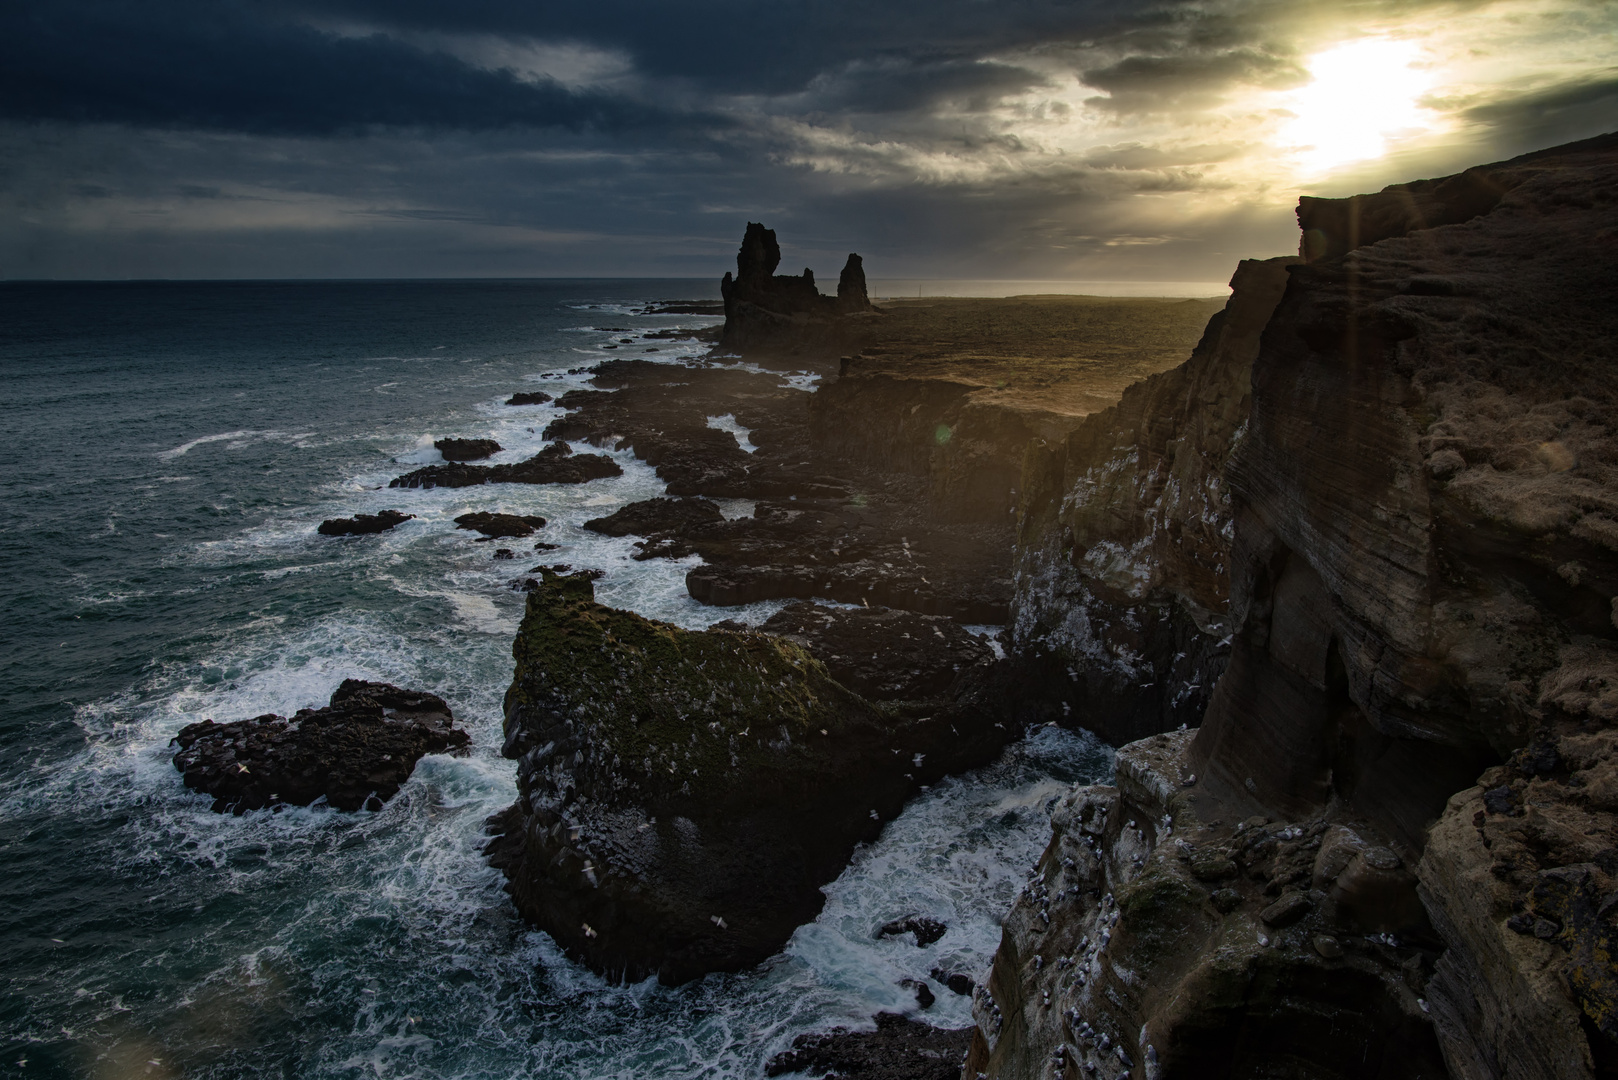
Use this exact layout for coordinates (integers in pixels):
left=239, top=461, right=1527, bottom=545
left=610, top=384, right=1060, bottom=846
left=1280, top=39, right=1438, bottom=173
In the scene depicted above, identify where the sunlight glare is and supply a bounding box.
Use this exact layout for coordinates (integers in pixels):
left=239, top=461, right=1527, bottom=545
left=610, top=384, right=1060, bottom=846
left=1280, top=39, right=1437, bottom=173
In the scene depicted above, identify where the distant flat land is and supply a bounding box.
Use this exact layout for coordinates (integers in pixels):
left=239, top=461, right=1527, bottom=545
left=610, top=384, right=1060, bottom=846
left=853, top=294, right=1227, bottom=420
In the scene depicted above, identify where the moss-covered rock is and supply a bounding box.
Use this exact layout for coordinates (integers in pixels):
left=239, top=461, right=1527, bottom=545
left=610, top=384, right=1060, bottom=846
left=486, top=570, right=1017, bottom=984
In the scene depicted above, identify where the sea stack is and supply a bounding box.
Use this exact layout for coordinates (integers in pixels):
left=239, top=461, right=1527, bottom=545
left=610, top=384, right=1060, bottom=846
left=718, top=222, right=873, bottom=357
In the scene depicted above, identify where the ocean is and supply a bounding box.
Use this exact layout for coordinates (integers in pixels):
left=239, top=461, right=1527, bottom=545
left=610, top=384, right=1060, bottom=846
left=0, top=280, right=1112, bottom=1079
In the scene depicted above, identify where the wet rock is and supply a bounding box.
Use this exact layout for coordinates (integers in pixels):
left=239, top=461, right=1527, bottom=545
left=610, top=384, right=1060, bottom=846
left=390, top=441, right=621, bottom=489
left=879, top=915, right=948, bottom=947
left=764, top=1013, right=970, bottom=1080
left=484, top=571, right=1025, bottom=985
left=1313, top=934, right=1344, bottom=959
left=582, top=497, right=724, bottom=540
left=901, top=978, right=937, bottom=1009
left=930, top=968, right=974, bottom=996
left=493, top=548, right=515, bottom=560
left=171, top=680, right=469, bottom=813
left=454, top=511, right=548, bottom=538
left=317, top=510, right=414, bottom=536
left=506, top=391, right=554, bottom=406
left=434, top=437, right=502, bottom=461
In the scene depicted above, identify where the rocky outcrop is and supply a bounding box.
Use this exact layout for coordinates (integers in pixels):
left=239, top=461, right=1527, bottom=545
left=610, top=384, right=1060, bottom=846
left=980, top=133, right=1618, bottom=1078
left=719, top=223, right=874, bottom=358
left=484, top=571, right=1036, bottom=985
left=389, top=441, right=621, bottom=489
left=1008, top=258, right=1296, bottom=745
left=582, top=497, right=724, bottom=541
left=317, top=510, right=414, bottom=536
left=728, top=601, right=995, bottom=703
left=766, top=1012, right=971, bottom=1080
left=506, top=391, right=554, bottom=406
left=966, top=731, right=1449, bottom=1079
left=434, top=437, right=502, bottom=461
left=171, top=680, right=469, bottom=813
left=453, top=511, right=548, bottom=538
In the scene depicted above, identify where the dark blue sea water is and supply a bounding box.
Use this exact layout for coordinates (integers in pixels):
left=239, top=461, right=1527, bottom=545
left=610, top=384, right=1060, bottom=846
left=0, top=280, right=1110, bottom=1079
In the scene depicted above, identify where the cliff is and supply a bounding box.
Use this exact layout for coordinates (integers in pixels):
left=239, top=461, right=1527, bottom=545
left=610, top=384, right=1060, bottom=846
left=1010, top=259, right=1295, bottom=744
left=974, top=132, right=1618, bottom=1079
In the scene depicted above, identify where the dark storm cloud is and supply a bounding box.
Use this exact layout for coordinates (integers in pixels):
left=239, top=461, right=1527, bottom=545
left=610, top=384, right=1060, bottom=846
left=1081, top=47, right=1306, bottom=111
left=0, top=1, right=684, bottom=134
left=2, top=0, right=1615, bottom=280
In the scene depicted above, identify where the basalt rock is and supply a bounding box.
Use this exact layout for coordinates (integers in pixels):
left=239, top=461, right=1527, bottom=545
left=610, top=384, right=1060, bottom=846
left=765, top=1012, right=971, bottom=1080
left=389, top=441, right=621, bottom=489
left=483, top=570, right=1027, bottom=985
left=743, top=601, right=994, bottom=703
left=582, top=497, right=724, bottom=540
left=1009, top=256, right=1297, bottom=746
left=317, top=510, right=414, bottom=536
left=171, top=680, right=469, bottom=813
left=454, top=511, right=548, bottom=538
left=434, top=437, right=502, bottom=461
left=983, top=133, right=1618, bottom=1079
left=719, top=223, right=874, bottom=359
left=506, top=391, right=554, bottom=406
left=966, top=731, right=1448, bottom=1080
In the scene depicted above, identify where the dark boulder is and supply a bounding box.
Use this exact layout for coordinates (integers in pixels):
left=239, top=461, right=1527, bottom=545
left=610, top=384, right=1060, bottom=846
left=454, top=511, right=548, bottom=538
left=506, top=391, right=554, bottom=406
left=878, top=915, right=948, bottom=946
left=435, top=437, right=502, bottom=461
left=171, top=680, right=469, bottom=813
left=765, top=1013, right=971, bottom=1080
left=582, top=497, right=725, bottom=538
left=317, top=510, right=414, bottom=536
left=390, top=441, right=622, bottom=489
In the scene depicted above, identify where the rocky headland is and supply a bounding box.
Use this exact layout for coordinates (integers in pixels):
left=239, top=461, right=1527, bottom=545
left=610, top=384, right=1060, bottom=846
left=172, top=679, right=470, bottom=813
left=967, top=132, right=1618, bottom=1080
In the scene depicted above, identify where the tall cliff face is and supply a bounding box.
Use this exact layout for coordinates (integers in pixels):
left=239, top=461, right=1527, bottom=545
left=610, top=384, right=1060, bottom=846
left=719, top=222, right=873, bottom=357
left=1009, top=257, right=1297, bottom=745
left=974, top=132, right=1618, bottom=1080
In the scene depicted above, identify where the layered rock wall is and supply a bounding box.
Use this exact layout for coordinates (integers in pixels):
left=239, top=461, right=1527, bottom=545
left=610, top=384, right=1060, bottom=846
left=977, top=132, right=1618, bottom=1079
left=1008, top=257, right=1296, bottom=744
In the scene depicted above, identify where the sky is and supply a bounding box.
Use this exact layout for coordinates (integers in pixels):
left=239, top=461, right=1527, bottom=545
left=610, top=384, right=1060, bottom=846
left=3, top=0, right=1616, bottom=282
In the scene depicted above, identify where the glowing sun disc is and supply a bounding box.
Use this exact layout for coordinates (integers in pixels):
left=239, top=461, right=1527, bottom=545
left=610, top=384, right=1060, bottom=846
left=1281, top=39, right=1436, bottom=172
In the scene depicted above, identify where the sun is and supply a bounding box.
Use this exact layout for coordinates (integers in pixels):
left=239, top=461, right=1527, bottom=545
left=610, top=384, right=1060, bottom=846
left=1280, top=39, right=1438, bottom=173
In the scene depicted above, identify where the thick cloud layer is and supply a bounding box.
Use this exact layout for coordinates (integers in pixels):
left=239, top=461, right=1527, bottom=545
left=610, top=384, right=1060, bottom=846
left=3, top=0, right=1615, bottom=280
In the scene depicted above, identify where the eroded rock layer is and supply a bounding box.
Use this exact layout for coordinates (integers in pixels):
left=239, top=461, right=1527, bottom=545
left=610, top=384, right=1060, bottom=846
left=981, top=133, right=1618, bottom=1079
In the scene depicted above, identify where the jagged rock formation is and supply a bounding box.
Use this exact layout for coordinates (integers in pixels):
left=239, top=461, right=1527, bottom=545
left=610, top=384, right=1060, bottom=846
left=317, top=510, right=414, bottom=536
left=979, top=132, right=1618, bottom=1078
left=453, top=511, right=547, bottom=538
left=719, top=222, right=874, bottom=357
left=171, top=680, right=469, bottom=813
left=434, top=437, right=502, bottom=461
left=389, top=441, right=621, bottom=489
left=484, top=571, right=1037, bottom=985
left=1008, top=258, right=1296, bottom=745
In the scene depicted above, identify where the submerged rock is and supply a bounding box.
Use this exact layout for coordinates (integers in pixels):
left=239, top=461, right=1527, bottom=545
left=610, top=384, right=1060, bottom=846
left=171, top=680, right=469, bottom=813
left=317, top=510, right=414, bottom=536
left=434, top=437, right=502, bottom=461
left=453, top=511, right=548, bottom=538
left=878, top=915, right=948, bottom=947
left=484, top=570, right=1022, bottom=985
left=390, top=441, right=621, bottom=489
